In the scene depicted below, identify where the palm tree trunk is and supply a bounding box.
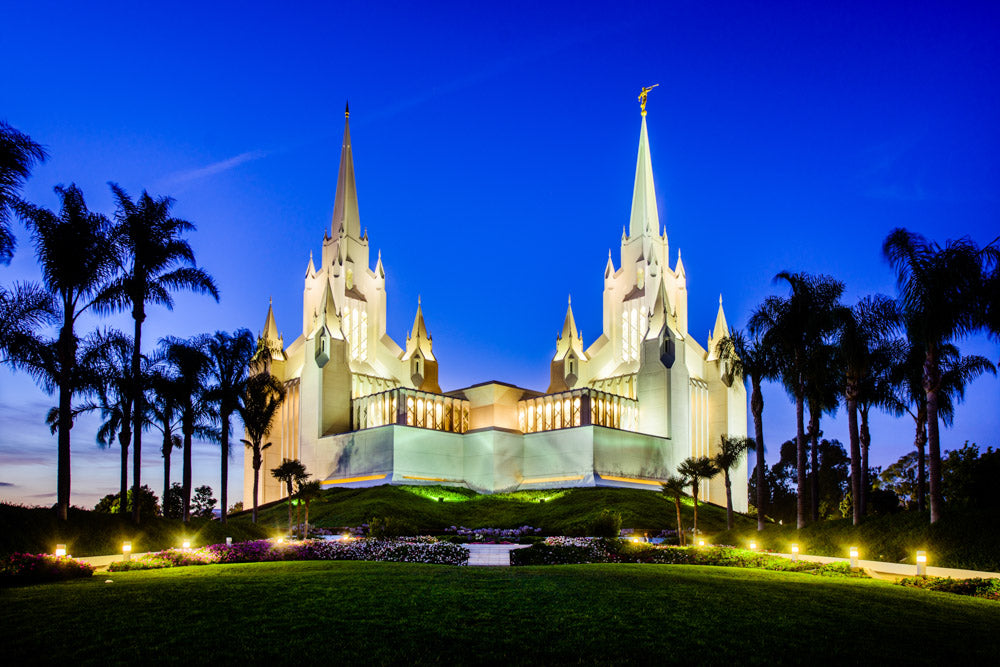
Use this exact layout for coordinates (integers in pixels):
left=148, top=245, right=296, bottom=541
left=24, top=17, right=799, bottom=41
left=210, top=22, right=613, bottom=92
left=56, top=312, right=75, bottom=521
left=131, top=304, right=144, bottom=525
left=252, top=450, right=261, bottom=523
left=304, top=500, right=310, bottom=540
left=724, top=469, right=734, bottom=530
left=182, top=418, right=193, bottom=523
left=795, top=387, right=807, bottom=529
left=220, top=413, right=230, bottom=524
left=751, top=377, right=766, bottom=532
left=915, top=404, right=927, bottom=513
left=808, top=401, right=820, bottom=522
left=162, top=432, right=171, bottom=507
left=287, top=483, right=293, bottom=536
left=692, top=484, right=700, bottom=536
left=924, top=347, right=943, bottom=524
left=859, top=408, right=871, bottom=517
left=846, top=387, right=861, bottom=525
left=674, top=498, right=684, bottom=546
left=119, top=430, right=129, bottom=515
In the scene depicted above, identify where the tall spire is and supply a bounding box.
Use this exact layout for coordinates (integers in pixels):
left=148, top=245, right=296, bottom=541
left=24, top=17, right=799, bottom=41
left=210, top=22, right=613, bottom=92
left=628, top=111, right=661, bottom=239
left=712, top=294, right=730, bottom=341
left=561, top=295, right=579, bottom=340
left=404, top=296, right=435, bottom=360
left=263, top=296, right=280, bottom=341
left=331, top=102, right=361, bottom=239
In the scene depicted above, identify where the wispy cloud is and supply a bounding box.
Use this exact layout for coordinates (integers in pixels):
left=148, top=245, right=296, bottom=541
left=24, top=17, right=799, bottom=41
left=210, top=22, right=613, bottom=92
left=159, top=150, right=268, bottom=187
left=0, top=482, right=13, bottom=487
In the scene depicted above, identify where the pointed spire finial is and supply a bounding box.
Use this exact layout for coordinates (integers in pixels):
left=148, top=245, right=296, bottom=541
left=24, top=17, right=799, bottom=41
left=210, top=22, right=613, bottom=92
left=269, top=296, right=273, bottom=306
left=719, top=293, right=723, bottom=305
left=568, top=294, right=572, bottom=305
left=417, top=294, right=421, bottom=306
left=345, top=100, right=350, bottom=118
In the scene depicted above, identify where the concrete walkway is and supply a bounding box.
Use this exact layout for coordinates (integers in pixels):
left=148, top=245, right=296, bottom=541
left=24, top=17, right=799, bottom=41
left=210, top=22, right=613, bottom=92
left=773, top=552, right=1000, bottom=581
left=466, top=544, right=530, bottom=566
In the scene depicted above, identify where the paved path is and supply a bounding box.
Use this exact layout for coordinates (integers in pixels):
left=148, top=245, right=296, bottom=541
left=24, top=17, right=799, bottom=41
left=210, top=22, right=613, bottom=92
left=466, top=544, right=530, bottom=566
left=773, top=552, right=1000, bottom=580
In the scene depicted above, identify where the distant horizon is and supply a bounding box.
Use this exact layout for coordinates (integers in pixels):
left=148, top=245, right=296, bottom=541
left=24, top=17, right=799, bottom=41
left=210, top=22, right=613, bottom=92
left=2, top=1, right=997, bottom=509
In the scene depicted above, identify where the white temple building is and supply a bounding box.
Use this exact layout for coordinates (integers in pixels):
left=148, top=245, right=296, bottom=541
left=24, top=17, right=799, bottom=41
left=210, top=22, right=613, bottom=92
left=245, top=100, right=748, bottom=510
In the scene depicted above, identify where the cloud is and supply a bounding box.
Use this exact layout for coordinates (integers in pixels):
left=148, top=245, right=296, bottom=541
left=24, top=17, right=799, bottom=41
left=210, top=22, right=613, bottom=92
left=0, top=482, right=13, bottom=487
left=159, top=150, right=268, bottom=187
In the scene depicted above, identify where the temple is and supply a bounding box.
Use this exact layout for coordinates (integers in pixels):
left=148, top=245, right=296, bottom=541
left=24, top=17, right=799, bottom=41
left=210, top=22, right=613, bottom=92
left=245, top=101, right=748, bottom=510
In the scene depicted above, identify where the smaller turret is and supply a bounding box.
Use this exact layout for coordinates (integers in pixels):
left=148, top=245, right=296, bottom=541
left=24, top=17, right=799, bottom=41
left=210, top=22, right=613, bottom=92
left=400, top=296, right=441, bottom=393
left=548, top=296, right=588, bottom=393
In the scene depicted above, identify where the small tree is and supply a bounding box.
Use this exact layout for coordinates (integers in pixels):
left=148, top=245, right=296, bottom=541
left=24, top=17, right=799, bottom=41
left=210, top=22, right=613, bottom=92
left=240, top=370, right=285, bottom=523
left=676, top=456, right=720, bottom=536
left=94, top=484, right=160, bottom=516
left=590, top=509, right=622, bottom=538
left=660, top=475, right=689, bottom=545
left=715, top=435, right=755, bottom=530
left=271, top=459, right=308, bottom=536
left=191, top=485, right=217, bottom=518
left=297, top=480, right=323, bottom=539
left=163, top=482, right=183, bottom=519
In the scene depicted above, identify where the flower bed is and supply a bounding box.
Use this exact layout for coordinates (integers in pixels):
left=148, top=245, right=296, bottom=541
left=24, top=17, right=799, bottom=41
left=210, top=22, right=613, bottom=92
left=1, top=553, right=94, bottom=585
left=898, top=576, right=1000, bottom=601
left=444, top=526, right=541, bottom=543
left=107, top=538, right=470, bottom=571
left=511, top=539, right=866, bottom=577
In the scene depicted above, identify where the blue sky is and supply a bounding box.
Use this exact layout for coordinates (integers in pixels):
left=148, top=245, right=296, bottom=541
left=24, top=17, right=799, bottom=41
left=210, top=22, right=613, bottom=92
left=1, top=1, right=998, bottom=509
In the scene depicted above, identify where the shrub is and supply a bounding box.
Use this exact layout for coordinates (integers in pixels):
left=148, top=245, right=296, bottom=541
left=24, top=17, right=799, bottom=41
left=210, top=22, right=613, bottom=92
left=898, top=576, right=1000, bottom=601
left=1, top=553, right=94, bottom=585
left=107, top=557, right=174, bottom=572
left=590, top=510, right=622, bottom=538
left=368, top=516, right=418, bottom=539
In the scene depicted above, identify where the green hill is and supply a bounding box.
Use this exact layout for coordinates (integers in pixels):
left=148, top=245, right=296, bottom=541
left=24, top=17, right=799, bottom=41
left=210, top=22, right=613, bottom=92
left=236, top=484, right=750, bottom=536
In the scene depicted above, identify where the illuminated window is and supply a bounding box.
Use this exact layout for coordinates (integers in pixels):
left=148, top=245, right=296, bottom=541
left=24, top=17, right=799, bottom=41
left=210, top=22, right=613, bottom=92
left=637, top=268, right=645, bottom=289
left=406, top=396, right=414, bottom=426
left=345, top=299, right=368, bottom=361
left=346, top=268, right=354, bottom=289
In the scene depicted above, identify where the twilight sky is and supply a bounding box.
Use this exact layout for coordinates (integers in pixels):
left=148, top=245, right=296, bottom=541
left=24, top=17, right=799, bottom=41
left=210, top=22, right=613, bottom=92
left=1, top=1, right=997, bottom=509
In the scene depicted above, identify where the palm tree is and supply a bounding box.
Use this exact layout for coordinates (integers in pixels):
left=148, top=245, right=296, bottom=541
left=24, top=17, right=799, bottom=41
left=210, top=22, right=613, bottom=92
left=271, top=458, right=308, bottom=536
left=240, top=370, right=286, bottom=523
left=297, top=479, right=323, bottom=540
left=1, top=121, right=47, bottom=264
left=804, top=343, right=839, bottom=522
left=834, top=294, right=898, bottom=524
left=750, top=272, right=844, bottom=529
left=90, top=331, right=140, bottom=515
left=16, top=185, right=116, bottom=520
left=203, top=329, right=256, bottom=524
left=715, top=328, right=776, bottom=531
left=714, top=436, right=755, bottom=531
left=158, top=336, right=214, bottom=523
left=660, top=475, right=689, bottom=545
left=0, top=282, right=52, bottom=365
left=856, top=337, right=905, bottom=516
left=676, top=456, right=719, bottom=537
left=147, top=362, right=184, bottom=504
left=99, top=184, right=219, bottom=523
left=883, top=229, right=996, bottom=523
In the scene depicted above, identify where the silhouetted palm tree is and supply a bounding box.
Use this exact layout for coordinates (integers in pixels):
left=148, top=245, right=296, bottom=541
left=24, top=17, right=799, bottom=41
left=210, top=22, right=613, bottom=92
left=715, top=328, right=776, bottom=531
left=750, top=272, right=844, bottom=529
left=17, top=185, right=116, bottom=520
left=147, top=361, right=184, bottom=504
left=271, top=458, right=308, bottom=537
left=203, top=329, right=256, bottom=524
left=158, top=336, right=214, bottom=523
left=297, top=479, right=323, bottom=540
left=715, top=436, right=755, bottom=531
left=1, top=121, right=47, bottom=264
left=883, top=228, right=996, bottom=523
left=804, top=343, right=839, bottom=522
left=676, top=456, right=719, bottom=537
left=99, top=184, right=219, bottom=523
left=91, top=330, right=141, bottom=514
left=834, top=294, right=898, bottom=524
left=0, top=282, right=52, bottom=366
left=241, top=370, right=285, bottom=523
left=660, top=475, right=688, bottom=545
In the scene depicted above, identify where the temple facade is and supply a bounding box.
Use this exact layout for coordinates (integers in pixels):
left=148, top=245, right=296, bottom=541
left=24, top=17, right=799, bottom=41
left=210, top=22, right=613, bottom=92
left=245, top=103, right=748, bottom=511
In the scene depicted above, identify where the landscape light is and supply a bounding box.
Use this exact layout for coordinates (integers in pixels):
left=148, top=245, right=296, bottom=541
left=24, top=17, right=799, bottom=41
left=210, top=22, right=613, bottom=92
left=749, top=541, right=757, bottom=551
left=55, top=544, right=67, bottom=557
left=791, top=544, right=799, bottom=561
left=277, top=537, right=284, bottom=544
left=916, top=550, right=927, bottom=576
left=226, top=537, right=232, bottom=546
left=123, top=541, right=132, bottom=561
left=182, top=539, right=191, bottom=550
left=849, top=547, right=859, bottom=570
left=697, top=539, right=705, bottom=547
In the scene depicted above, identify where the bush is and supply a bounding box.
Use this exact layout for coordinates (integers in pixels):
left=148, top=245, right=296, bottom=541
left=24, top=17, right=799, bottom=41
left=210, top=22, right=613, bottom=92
left=94, top=485, right=161, bottom=517
left=898, top=576, right=1000, bottom=601
left=590, top=510, right=622, bottom=538
left=1, top=553, right=94, bottom=585
left=368, top=516, right=418, bottom=539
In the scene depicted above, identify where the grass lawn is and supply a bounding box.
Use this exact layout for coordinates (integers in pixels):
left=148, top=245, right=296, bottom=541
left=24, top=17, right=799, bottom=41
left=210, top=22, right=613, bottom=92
left=2, top=562, right=998, bottom=664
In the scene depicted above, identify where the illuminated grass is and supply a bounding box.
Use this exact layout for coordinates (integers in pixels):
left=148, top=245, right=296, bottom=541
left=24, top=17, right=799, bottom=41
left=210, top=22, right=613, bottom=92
left=2, top=562, right=998, bottom=663
left=244, top=484, right=745, bottom=536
